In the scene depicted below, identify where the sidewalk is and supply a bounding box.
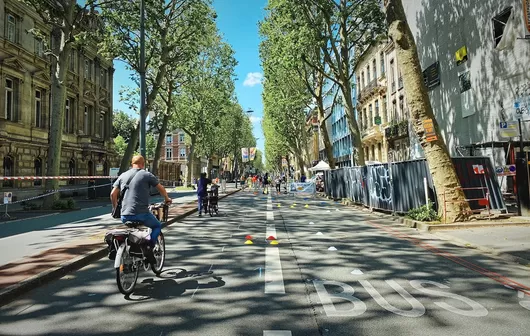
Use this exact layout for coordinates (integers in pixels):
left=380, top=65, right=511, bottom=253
left=0, top=187, right=239, bottom=306
left=434, top=226, right=530, bottom=266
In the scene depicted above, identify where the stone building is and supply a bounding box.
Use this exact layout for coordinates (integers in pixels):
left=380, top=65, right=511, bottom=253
left=0, top=0, right=116, bottom=190
left=155, top=129, right=188, bottom=183
left=355, top=41, right=388, bottom=163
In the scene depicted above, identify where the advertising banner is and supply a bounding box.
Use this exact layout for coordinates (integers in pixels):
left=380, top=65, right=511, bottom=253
left=249, top=147, right=256, bottom=161
left=289, top=182, right=316, bottom=195
left=241, top=148, right=249, bottom=162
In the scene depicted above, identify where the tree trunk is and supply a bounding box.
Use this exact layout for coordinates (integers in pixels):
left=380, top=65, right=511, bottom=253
left=385, top=0, right=470, bottom=222
left=315, top=83, right=335, bottom=167
left=207, top=157, right=213, bottom=177
left=119, top=123, right=139, bottom=173
left=151, top=113, right=170, bottom=176
left=43, top=29, right=72, bottom=208
left=186, top=135, right=196, bottom=186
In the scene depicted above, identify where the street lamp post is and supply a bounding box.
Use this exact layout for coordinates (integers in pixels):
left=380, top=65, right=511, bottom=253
left=139, top=0, right=147, bottom=157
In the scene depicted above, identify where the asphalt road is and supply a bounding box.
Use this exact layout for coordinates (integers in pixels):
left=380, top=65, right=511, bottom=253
left=0, top=190, right=198, bottom=267
left=1, top=191, right=529, bottom=336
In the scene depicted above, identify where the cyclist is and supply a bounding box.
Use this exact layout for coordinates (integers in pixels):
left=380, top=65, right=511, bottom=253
left=110, top=155, right=172, bottom=264
left=197, top=172, right=212, bottom=217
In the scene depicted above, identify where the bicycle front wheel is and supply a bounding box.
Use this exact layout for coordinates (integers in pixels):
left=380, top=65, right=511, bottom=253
left=116, top=249, right=139, bottom=295
left=151, top=232, right=165, bottom=275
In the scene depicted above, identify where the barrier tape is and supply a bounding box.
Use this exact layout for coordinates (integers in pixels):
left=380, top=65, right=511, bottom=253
left=1, top=176, right=113, bottom=180
left=2, top=183, right=113, bottom=205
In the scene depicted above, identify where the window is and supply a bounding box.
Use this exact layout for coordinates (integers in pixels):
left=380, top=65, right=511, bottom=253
left=35, top=38, right=44, bottom=57
left=382, top=95, right=387, bottom=123
left=392, top=100, right=397, bottom=121
left=361, top=72, right=365, bottom=88
left=100, top=112, right=105, bottom=139
left=363, top=108, right=367, bottom=129
left=380, top=52, right=385, bottom=75
left=64, top=98, right=75, bottom=133
left=70, top=49, right=76, bottom=71
left=179, top=133, right=185, bottom=143
left=399, top=96, right=404, bottom=119
left=84, top=59, right=92, bottom=80
left=368, top=104, right=373, bottom=127
left=100, top=68, right=107, bottom=88
left=492, top=7, right=513, bottom=48
left=6, top=13, right=17, bottom=43
left=180, top=148, right=186, bottom=158
left=35, top=90, right=42, bottom=128
left=69, top=159, right=76, bottom=185
left=3, top=156, right=14, bottom=188
left=375, top=100, right=379, bottom=119
left=390, top=59, right=395, bottom=91
left=166, top=134, right=172, bottom=144
left=5, top=78, right=15, bottom=121
left=367, top=66, right=371, bottom=83
left=372, top=59, right=377, bottom=79
left=166, top=147, right=173, bottom=160
left=34, top=158, right=42, bottom=186
left=84, top=105, right=90, bottom=135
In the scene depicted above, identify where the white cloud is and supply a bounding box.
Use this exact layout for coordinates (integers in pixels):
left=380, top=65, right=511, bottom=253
left=249, top=116, right=262, bottom=124
left=243, top=72, right=263, bottom=87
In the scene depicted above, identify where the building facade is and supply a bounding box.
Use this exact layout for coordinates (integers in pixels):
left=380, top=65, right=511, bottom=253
left=402, top=0, right=530, bottom=170
left=0, top=0, right=116, bottom=190
left=157, top=130, right=188, bottom=182
left=356, top=41, right=388, bottom=163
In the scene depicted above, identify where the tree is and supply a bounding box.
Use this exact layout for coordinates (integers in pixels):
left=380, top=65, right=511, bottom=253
left=113, top=110, right=137, bottom=140
left=251, top=149, right=265, bottom=172
left=294, top=0, right=386, bottom=165
left=21, top=0, right=106, bottom=207
left=171, top=35, right=238, bottom=184
left=385, top=0, right=470, bottom=222
left=259, top=1, right=335, bottom=167
left=100, top=0, right=217, bottom=173
left=114, top=135, right=127, bottom=158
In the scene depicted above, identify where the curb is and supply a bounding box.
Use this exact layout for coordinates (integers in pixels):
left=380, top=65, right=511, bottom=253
left=0, top=188, right=240, bottom=307
left=331, top=196, right=530, bottom=268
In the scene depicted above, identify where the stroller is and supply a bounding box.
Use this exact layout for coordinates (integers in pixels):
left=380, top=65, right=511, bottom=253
left=206, top=184, right=219, bottom=216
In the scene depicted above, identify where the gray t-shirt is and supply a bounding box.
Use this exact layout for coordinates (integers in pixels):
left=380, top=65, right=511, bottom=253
left=113, top=168, right=159, bottom=216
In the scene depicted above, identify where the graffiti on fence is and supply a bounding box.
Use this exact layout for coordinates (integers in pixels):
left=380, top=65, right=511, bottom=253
left=367, top=165, right=393, bottom=209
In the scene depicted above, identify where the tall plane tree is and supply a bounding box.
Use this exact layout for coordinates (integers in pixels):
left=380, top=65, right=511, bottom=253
left=100, top=0, right=216, bottom=172
left=294, top=0, right=386, bottom=165
left=385, top=0, right=470, bottom=222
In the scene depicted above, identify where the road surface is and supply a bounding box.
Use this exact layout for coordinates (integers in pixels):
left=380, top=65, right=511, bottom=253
left=1, top=191, right=529, bottom=335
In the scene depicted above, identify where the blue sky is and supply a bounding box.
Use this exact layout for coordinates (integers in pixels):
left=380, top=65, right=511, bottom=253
left=112, top=0, right=267, bottom=154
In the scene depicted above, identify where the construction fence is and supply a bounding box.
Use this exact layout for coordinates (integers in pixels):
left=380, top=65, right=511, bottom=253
left=323, top=157, right=506, bottom=214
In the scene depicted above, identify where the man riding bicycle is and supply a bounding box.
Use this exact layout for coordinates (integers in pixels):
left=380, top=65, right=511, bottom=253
left=110, top=155, right=172, bottom=264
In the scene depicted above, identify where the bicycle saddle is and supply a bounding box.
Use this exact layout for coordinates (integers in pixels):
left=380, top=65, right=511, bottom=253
left=124, top=221, right=144, bottom=228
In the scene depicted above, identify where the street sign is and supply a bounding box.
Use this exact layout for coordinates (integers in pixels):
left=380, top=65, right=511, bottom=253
left=3, top=192, right=12, bottom=204
left=109, top=168, right=120, bottom=177
left=499, top=121, right=519, bottom=137
left=495, top=164, right=516, bottom=176
left=472, top=164, right=485, bottom=174
left=422, top=119, right=438, bottom=142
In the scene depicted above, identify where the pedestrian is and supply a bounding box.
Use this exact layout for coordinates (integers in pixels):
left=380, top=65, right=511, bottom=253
left=262, top=173, right=270, bottom=194
left=197, top=172, right=212, bottom=217
left=275, top=176, right=281, bottom=194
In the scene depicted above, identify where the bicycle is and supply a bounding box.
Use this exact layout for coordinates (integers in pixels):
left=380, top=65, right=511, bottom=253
left=105, top=202, right=167, bottom=295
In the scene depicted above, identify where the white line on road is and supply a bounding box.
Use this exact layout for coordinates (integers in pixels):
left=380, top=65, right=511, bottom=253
left=265, top=247, right=285, bottom=294
left=263, top=331, right=292, bottom=336
left=266, top=223, right=277, bottom=240
left=266, top=211, right=274, bottom=221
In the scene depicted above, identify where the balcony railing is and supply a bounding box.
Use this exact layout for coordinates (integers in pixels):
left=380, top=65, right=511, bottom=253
left=384, top=121, right=409, bottom=139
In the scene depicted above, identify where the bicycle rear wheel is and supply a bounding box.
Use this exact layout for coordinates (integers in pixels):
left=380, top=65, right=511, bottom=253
left=116, top=248, right=139, bottom=295
left=151, top=232, right=165, bottom=275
